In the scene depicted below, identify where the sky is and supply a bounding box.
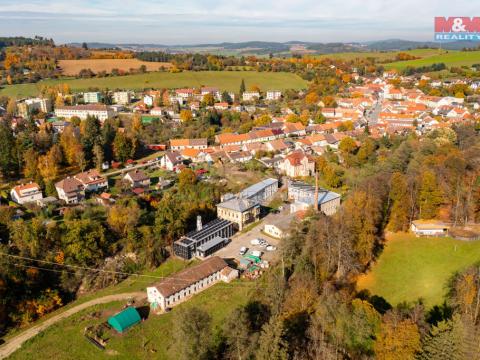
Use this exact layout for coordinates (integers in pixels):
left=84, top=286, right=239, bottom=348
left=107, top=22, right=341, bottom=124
left=0, top=0, right=477, bottom=44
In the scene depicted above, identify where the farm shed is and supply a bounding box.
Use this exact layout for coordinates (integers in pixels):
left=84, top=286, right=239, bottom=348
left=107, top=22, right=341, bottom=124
left=107, top=307, right=141, bottom=333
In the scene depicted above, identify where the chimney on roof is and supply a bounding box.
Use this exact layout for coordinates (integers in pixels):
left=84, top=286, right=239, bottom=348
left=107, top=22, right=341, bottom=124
left=314, top=171, right=319, bottom=212
left=196, top=215, right=202, bottom=231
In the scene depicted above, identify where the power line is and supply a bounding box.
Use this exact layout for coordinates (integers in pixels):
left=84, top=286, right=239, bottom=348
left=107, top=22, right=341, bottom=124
left=0, top=253, right=269, bottom=288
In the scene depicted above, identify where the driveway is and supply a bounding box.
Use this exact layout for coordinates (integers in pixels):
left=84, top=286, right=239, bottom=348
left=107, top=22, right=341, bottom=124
left=0, top=292, right=145, bottom=359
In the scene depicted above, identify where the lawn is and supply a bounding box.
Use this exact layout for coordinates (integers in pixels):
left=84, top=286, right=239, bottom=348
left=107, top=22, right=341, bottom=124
left=357, top=233, right=480, bottom=308
left=315, top=48, right=443, bottom=62
left=385, top=50, right=480, bottom=70
left=0, top=71, right=308, bottom=98
left=7, top=280, right=252, bottom=360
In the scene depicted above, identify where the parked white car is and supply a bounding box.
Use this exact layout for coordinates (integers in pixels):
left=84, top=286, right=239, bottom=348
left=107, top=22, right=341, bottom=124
left=239, top=246, right=248, bottom=255
left=250, top=238, right=261, bottom=245
left=266, top=245, right=277, bottom=251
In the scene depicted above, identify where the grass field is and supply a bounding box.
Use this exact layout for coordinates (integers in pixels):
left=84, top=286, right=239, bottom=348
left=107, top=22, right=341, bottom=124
left=58, top=59, right=172, bottom=76
left=357, top=233, right=480, bottom=308
left=0, top=71, right=308, bottom=98
left=7, top=280, right=252, bottom=360
left=315, top=48, right=444, bottom=61
left=385, top=50, right=480, bottom=70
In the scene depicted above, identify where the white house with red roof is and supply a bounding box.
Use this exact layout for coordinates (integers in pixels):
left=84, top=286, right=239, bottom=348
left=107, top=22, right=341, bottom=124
left=10, top=182, right=43, bottom=205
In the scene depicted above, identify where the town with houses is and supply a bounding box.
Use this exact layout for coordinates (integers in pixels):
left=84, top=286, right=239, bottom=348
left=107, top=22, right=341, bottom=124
left=1, top=33, right=480, bottom=359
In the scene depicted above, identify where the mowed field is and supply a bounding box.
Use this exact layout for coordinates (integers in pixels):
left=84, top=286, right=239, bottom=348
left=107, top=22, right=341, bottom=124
left=0, top=71, right=308, bottom=98
left=357, top=233, right=480, bottom=308
left=58, top=59, right=172, bottom=75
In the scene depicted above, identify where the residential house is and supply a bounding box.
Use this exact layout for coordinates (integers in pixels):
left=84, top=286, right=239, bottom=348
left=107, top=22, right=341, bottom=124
left=265, top=139, right=289, bottom=152
left=75, top=169, right=108, bottom=192
left=55, top=177, right=84, bottom=204
left=10, top=182, right=43, bottom=205
left=124, top=170, right=151, bottom=188
left=161, top=150, right=183, bottom=171
left=170, top=138, right=208, bottom=150
left=279, top=151, right=315, bottom=178
left=227, top=151, right=253, bottom=163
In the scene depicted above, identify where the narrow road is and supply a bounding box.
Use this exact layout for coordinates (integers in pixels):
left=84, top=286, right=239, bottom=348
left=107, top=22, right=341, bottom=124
left=0, top=292, right=145, bottom=359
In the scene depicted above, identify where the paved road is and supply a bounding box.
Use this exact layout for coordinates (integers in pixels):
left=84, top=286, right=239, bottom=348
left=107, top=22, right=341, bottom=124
left=103, top=159, right=161, bottom=178
left=0, top=292, right=145, bottom=359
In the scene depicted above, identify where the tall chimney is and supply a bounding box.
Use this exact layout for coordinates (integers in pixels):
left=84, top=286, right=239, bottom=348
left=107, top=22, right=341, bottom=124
left=314, top=171, right=319, bottom=212
left=196, top=215, right=203, bottom=231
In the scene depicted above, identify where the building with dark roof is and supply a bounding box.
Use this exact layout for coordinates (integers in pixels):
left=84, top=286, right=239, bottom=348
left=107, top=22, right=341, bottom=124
left=173, top=217, right=234, bottom=260
left=146, top=256, right=238, bottom=311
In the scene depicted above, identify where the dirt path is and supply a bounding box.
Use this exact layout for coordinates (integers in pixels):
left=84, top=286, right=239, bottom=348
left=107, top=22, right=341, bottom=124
left=0, top=292, right=145, bottom=359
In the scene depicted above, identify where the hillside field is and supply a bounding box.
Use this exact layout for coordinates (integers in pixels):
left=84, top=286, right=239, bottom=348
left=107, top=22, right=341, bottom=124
left=315, top=48, right=444, bottom=61
left=58, top=59, right=172, bottom=76
left=356, top=233, right=480, bottom=308
left=0, top=71, right=308, bottom=98
left=384, top=50, right=480, bottom=70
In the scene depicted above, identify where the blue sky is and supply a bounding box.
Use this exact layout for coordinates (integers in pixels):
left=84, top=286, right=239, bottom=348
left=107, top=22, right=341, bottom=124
left=0, top=0, right=477, bottom=44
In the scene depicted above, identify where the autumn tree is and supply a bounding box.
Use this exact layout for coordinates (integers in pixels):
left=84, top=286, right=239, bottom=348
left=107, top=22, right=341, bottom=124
left=417, top=170, right=442, bottom=219
left=107, top=200, right=141, bottom=237
left=180, top=109, right=193, bottom=122
left=202, top=93, right=215, bottom=106
left=23, top=148, right=39, bottom=180
left=388, top=172, right=412, bottom=232
left=374, top=313, right=421, bottom=360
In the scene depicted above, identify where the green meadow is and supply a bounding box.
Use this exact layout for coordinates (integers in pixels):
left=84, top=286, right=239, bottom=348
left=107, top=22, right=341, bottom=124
left=357, top=233, right=480, bottom=308
left=0, top=71, right=308, bottom=98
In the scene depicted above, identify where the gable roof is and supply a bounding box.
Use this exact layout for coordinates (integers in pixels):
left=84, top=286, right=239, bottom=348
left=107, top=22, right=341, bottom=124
left=153, top=257, right=228, bottom=297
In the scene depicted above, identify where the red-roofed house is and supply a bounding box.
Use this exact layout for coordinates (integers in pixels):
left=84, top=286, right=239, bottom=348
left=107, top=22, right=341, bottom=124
left=10, top=182, right=43, bottom=205
left=279, top=151, right=315, bottom=178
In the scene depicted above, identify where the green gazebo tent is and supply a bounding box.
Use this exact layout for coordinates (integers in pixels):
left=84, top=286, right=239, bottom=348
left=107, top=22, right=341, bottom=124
left=107, top=307, right=141, bottom=333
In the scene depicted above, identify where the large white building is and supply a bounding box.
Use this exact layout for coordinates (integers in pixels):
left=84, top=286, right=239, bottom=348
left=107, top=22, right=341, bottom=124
left=242, top=91, right=260, bottom=102
left=10, top=182, right=43, bottom=205
left=83, top=92, right=102, bottom=104
left=266, top=90, right=282, bottom=101
left=112, top=91, right=131, bottom=105
left=17, top=98, right=52, bottom=117
left=146, top=256, right=238, bottom=311
left=55, top=105, right=114, bottom=122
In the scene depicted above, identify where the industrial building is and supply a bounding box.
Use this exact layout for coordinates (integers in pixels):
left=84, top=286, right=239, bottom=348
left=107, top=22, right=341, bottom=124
left=288, top=181, right=341, bottom=216
left=173, top=217, right=234, bottom=260
left=146, top=256, right=238, bottom=311
left=216, top=178, right=279, bottom=230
